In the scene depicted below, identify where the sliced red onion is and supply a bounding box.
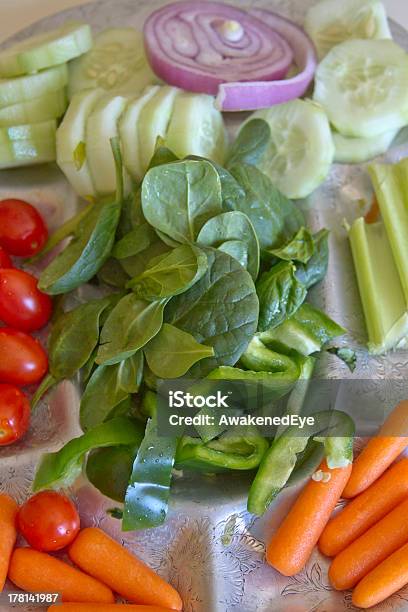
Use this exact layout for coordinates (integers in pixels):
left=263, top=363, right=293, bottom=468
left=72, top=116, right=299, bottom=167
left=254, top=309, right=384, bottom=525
left=143, top=0, right=294, bottom=95
left=216, top=9, right=317, bottom=111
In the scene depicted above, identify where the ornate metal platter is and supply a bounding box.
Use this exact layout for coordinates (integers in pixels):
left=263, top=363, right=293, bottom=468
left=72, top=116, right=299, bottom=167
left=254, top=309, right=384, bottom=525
left=1, top=1, right=408, bottom=610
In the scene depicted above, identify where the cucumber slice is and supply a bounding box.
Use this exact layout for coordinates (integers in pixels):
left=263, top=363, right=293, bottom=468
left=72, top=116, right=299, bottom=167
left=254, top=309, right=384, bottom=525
left=0, top=22, right=92, bottom=78
left=68, top=28, right=158, bottom=99
left=0, top=120, right=56, bottom=169
left=0, top=89, right=67, bottom=128
left=250, top=99, right=334, bottom=199
left=119, top=85, right=160, bottom=181
left=138, top=86, right=180, bottom=174
left=86, top=94, right=128, bottom=195
left=57, top=88, right=104, bottom=198
left=333, top=128, right=398, bottom=164
left=313, top=39, right=408, bottom=138
left=166, top=92, right=227, bottom=165
left=0, top=64, right=68, bottom=109
left=305, top=0, right=391, bottom=60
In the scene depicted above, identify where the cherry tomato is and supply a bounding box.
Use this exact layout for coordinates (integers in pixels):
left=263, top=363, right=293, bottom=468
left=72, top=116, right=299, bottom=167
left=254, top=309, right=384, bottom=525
left=0, top=269, right=52, bottom=332
left=0, top=247, right=12, bottom=268
left=0, top=199, right=48, bottom=257
left=0, top=383, right=30, bottom=445
left=0, top=328, right=48, bottom=386
left=18, top=491, right=80, bottom=552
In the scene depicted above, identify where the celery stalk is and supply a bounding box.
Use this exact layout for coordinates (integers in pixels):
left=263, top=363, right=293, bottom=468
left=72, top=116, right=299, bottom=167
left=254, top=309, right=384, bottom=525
left=369, top=158, right=408, bottom=304
left=349, top=218, right=408, bottom=354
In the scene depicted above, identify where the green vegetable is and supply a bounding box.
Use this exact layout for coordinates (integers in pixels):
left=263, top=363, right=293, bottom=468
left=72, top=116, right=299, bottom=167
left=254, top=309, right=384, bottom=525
left=0, top=89, right=67, bottom=128
left=260, top=302, right=346, bottom=355
left=97, top=258, right=130, bottom=288
left=175, top=426, right=268, bottom=472
left=295, top=229, right=329, bottom=289
left=144, top=323, right=214, bottom=378
left=39, top=139, right=123, bottom=294
left=247, top=410, right=354, bottom=515
left=122, top=416, right=178, bottom=530
left=141, top=159, right=223, bottom=244
left=197, top=211, right=260, bottom=280
left=227, top=118, right=271, bottom=167
left=86, top=445, right=137, bottom=503
left=256, top=262, right=307, bottom=332
left=112, top=224, right=156, bottom=259
left=327, top=347, right=357, bottom=372
left=165, top=248, right=259, bottom=376
left=128, top=244, right=208, bottom=300
left=269, top=227, right=315, bottom=264
left=97, top=294, right=167, bottom=365
left=0, top=64, right=68, bottom=108
left=0, top=120, right=57, bottom=170
left=80, top=352, right=144, bottom=431
left=333, top=128, right=398, bottom=164
left=33, top=417, right=144, bottom=491
left=286, top=439, right=325, bottom=487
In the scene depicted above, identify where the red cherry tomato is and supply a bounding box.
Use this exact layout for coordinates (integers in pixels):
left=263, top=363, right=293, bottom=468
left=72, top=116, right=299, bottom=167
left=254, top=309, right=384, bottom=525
left=17, top=491, right=80, bottom=552
left=0, top=383, right=30, bottom=446
left=0, top=247, right=12, bottom=268
left=0, top=269, right=52, bottom=332
left=0, top=199, right=48, bottom=257
left=0, top=328, right=48, bottom=386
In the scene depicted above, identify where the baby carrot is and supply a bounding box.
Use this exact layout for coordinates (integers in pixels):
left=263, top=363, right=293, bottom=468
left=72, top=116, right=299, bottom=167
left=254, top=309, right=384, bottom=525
left=329, top=498, right=408, bottom=590
left=48, top=606, right=173, bottom=611
left=8, top=548, right=114, bottom=603
left=319, top=458, right=408, bottom=557
left=68, top=528, right=183, bottom=611
left=0, top=494, right=18, bottom=591
left=266, top=460, right=352, bottom=576
left=343, top=400, right=408, bottom=498
left=352, top=542, right=408, bottom=609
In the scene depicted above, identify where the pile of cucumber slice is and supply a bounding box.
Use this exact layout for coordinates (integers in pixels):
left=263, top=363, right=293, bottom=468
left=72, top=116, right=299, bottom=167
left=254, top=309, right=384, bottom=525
left=57, top=85, right=227, bottom=198
left=0, top=22, right=92, bottom=169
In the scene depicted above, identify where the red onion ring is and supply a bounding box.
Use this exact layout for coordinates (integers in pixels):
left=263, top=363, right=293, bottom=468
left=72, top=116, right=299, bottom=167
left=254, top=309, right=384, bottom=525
left=216, top=8, right=317, bottom=111
left=143, top=1, right=294, bottom=95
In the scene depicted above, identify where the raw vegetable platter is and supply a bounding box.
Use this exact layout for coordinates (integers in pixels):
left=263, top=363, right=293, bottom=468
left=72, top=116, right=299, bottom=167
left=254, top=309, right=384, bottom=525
left=2, top=0, right=408, bottom=610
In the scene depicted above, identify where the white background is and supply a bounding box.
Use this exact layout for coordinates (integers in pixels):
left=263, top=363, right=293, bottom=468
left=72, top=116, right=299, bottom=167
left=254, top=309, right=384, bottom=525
left=0, top=0, right=407, bottom=42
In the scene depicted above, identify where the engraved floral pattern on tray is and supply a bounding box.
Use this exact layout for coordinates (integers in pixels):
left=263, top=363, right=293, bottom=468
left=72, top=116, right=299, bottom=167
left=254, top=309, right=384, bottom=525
left=1, top=1, right=408, bottom=611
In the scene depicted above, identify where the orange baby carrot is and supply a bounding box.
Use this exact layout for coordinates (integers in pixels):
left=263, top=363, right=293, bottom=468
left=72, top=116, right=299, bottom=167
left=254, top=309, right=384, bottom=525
left=329, top=497, right=408, bottom=590
left=266, top=460, right=352, bottom=576
left=319, top=458, right=408, bottom=557
left=0, top=494, right=18, bottom=591
left=69, top=528, right=183, bottom=611
left=343, top=400, right=408, bottom=498
left=48, top=606, right=173, bottom=612
left=8, top=548, right=114, bottom=603
left=352, top=542, right=408, bottom=609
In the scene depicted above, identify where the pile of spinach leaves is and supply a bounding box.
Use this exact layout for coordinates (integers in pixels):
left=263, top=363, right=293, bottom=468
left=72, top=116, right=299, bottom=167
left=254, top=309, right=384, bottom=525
left=33, top=127, right=353, bottom=529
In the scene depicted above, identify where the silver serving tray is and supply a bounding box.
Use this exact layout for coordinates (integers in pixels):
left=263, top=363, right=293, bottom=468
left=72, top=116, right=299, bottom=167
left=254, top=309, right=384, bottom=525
left=2, top=1, right=408, bottom=610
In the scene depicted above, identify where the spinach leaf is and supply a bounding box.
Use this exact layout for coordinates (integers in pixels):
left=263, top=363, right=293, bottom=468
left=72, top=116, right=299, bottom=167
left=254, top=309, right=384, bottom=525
left=120, top=236, right=171, bottom=279
left=128, top=244, right=208, bottom=300
left=197, top=211, right=260, bottom=280
left=86, top=445, right=138, bottom=503
left=327, top=347, right=357, bottom=372
left=112, top=223, right=156, bottom=259
left=227, top=119, right=271, bottom=167
left=148, top=139, right=179, bottom=169
left=39, top=140, right=123, bottom=295
left=142, top=159, right=223, bottom=243
left=295, top=229, right=330, bottom=289
left=98, top=258, right=130, bottom=288
left=228, top=162, right=304, bottom=251
left=165, top=247, right=259, bottom=376
left=97, top=294, right=167, bottom=365
left=144, top=323, right=214, bottom=378
left=122, top=416, right=178, bottom=530
left=269, top=227, right=315, bottom=264
left=33, top=417, right=144, bottom=491
left=119, top=188, right=144, bottom=236
left=80, top=352, right=144, bottom=431
left=186, top=156, right=245, bottom=212
left=256, top=261, right=307, bottom=332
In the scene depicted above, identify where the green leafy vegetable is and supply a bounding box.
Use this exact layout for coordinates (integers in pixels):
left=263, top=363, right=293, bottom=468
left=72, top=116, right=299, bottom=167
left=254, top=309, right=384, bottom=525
left=256, top=262, right=307, bottom=332
left=269, top=227, right=315, bottom=263
left=141, top=159, right=223, bottom=243
left=33, top=417, right=144, bottom=491
left=122, top=416, right=178, bottom=530
left=197, top=211, right=260, bottom=280
left=97, top=294, right=167, bottom=365
left=295, top=229, right=329, bottom=289
left=112, top=224, right=156, bottom=259
left=86, top=445, right=137, bottom=503
left=327, top=347, right=357, bottom=372
left=144, top=323, right=214, bottom=378
left=98, top=258, right=130, bottom=288
left=128, top=244, right=208, bottom=300
left=227, top=119, right=271, bottom=167
left=165, top=248, right=259, bottom=376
